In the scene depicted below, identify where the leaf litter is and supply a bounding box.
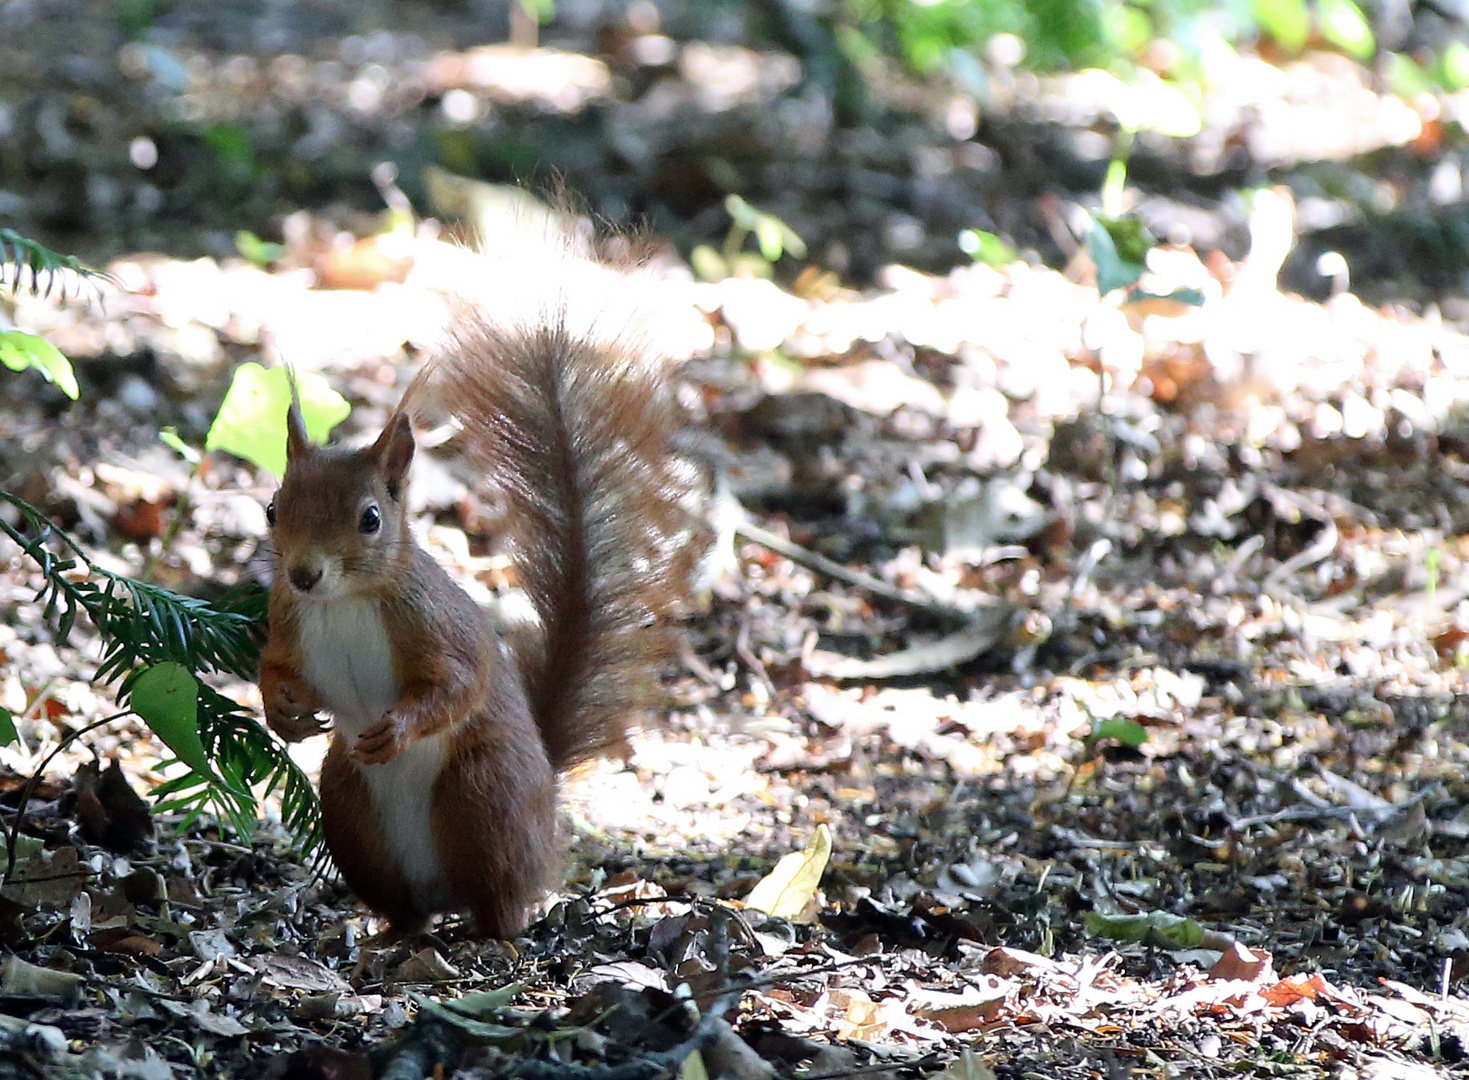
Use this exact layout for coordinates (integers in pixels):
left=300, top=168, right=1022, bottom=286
left=1, top=75, right=1469, bottom=1080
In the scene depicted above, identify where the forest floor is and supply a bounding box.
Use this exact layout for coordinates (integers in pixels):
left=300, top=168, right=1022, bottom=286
left=3, top=6, right=1469, bottom=1080
left=2, top=188, right=1467, bottom=1078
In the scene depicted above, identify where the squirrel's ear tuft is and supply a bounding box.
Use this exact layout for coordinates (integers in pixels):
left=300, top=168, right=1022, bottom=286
left=371, top=412, right=415, bottom=500
left=284, top=367, right=313, bottom=465
left=285, top=401, right=312, bottom=464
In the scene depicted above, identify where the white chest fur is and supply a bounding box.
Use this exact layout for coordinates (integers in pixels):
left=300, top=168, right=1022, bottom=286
left=297, top=597, right=400, bottom=736
left=297, top=597, right=450, bottom=907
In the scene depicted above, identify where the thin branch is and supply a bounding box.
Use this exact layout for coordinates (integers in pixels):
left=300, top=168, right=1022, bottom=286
left=3, top=710, right=130, bottom=886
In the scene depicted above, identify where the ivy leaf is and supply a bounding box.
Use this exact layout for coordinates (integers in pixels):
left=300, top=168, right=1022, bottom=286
left=0, top=706, right=15, bottom=747
left=205, top=363, right=350, bottom=478
left=0, top=331, right=79, bottom=400
left=129, top=662, right=213, bottom=780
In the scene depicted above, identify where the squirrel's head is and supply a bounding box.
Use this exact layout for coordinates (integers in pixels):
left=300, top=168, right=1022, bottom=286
left=266, top=402, right=415, bottom=600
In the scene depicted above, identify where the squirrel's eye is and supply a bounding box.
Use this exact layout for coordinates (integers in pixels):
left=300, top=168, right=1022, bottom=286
left=265, top=501, right=276, bottom=527
left=359, top=505, right=381, bottom=534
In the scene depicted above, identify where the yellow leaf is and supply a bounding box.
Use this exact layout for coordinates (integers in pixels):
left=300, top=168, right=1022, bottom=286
left=744, top=823, right=831, bottom=921
left=679, top=1049, right=708, bottom=1080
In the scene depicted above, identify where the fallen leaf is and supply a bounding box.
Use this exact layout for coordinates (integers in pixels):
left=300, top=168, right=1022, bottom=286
left=744, top=824, right=831, bottom=921
left=1208, top=942, right=1275, bottom=984
left=253, top=954, right=350, bottom=993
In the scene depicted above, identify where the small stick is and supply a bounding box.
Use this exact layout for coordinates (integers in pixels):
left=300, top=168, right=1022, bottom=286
left=3, top=710, right=130, bottom=885
left=734, top=519, right=966, bottom=620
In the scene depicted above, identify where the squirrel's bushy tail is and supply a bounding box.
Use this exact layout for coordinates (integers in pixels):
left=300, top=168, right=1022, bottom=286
left=403, top=315, right=697, bottom=770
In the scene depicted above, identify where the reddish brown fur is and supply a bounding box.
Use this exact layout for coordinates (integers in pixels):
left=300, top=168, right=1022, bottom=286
left=431, top=663, right=557, bottom=936
left=319, top=735, right=423, bottom=930
left=399, top=319, right=699, bottom=771
left=259, top=319, right=698, bottom=937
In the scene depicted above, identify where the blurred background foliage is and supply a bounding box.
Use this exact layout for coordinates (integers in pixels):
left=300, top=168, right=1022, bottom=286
left=3, top=0, right=1468, bottom=298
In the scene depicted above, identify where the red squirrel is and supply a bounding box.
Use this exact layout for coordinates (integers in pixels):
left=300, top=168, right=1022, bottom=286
left=257, top=316, right=695, bottom=937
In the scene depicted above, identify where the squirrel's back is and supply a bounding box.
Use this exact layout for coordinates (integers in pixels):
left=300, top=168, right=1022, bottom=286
left=401, top=315, right=698, bottom=769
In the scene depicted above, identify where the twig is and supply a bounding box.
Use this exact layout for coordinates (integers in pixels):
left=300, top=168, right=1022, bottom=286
left=734, top=602, right=775, bottom=700
left=799, top=1054, right=945, bottom=1080
left=3, top=710, right=130, bottom=886
left=1228, top=789, right=1427, bottom=831
left=735, top=519, right=965, bottom=620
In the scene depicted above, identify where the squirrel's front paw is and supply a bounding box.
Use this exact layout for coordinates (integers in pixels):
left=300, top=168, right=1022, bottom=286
left=264, top=682, right=327, bottom=742
left=267, top=707, right=328, bottom=742
left=353, top=716, right=408, bottom=765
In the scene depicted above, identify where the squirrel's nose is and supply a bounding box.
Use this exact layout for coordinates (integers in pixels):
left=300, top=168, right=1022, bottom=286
left=289, top=565, right=323, bottom=593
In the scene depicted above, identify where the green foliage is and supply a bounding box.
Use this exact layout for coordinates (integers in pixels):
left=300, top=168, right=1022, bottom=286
left=1444, top=42, right=1469, bottom=91
left=0, top=231, right=318, bottom=848
left=115, top=0, right=172, bottom=36
left=130, top=662, right=216, bottom=781
left=235, top=231, right=286, bottom=268
left=1085, top=910, right=1208, bottom=947
left=692, top=195, right=809, bottom=281
left=0, top=332, right=79, bottom=400
left=159, top=427, right=202, bottom=465
left=1088, top=716, right=1149, bottom=749
left=1088, top=214, right=1150, bottom=295
left=0, top=707, right=14, bottom=747
left=205, top=363, right=351, bottom=478
left=0, top=230, right=114, bottom=302
left=1316, top=0, right=1373, bottom=60
left=1252, top=0, right=1309, bottom=53
left=0, top=490, right=321, bottom=851
left=959, top=228, right=1018, bottom=266
left=847, top=0, right=1020, bottom=75
left=201, top=124, right=258, bottom=185
left=840, top=0, right=1461, bottom=102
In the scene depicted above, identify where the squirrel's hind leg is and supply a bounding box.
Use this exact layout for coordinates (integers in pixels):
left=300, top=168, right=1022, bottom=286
left=320, top=736, right=428, bottom=932
left=432, top=716, right=558, bottom=939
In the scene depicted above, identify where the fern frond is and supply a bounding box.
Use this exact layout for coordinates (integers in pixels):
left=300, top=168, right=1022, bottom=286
left=0, top=491, right=261, bottom=680
left=0, top=229, right=117, bottom=302
left=0, top=488, right=323, bottom=853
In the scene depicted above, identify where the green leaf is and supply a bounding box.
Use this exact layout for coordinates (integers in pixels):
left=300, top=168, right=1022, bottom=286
left=159, top=427, right=201, bottom=465
left=1084, top=910, right=1207, bottom=949
left=958, top=229, right=1017, bottom=266
left=1253, top=0, right=1309, bottom=53
left=410, top=994, right=522, bottom=1042
left=689, top=245, right=727, bottom=282
left=205, top=363, right=350, bottom=477
left=235, top=230, right=286, bottom=268
left=0, top=229, right=115, bottom=301
left=1443, top=42, right=1469, bottom=91
left=129, top=662, right=212, bottom=780
left=1131, top=76, right=1201, bottom=139
left=441, top=985, right=525, bottom=1016
left=0, top=706, right=15, bottom=747
left=724, top=194, right=762, bottom=232
left=1317, top=0, right=1374, bottom=60
left=1091, top=717, right=1149, bottom=748
left=754, top=216, right=784, bottom=262
left=0, top=331, right=79, bottom=399
left=1087, top=217, right=1147, bottom=295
